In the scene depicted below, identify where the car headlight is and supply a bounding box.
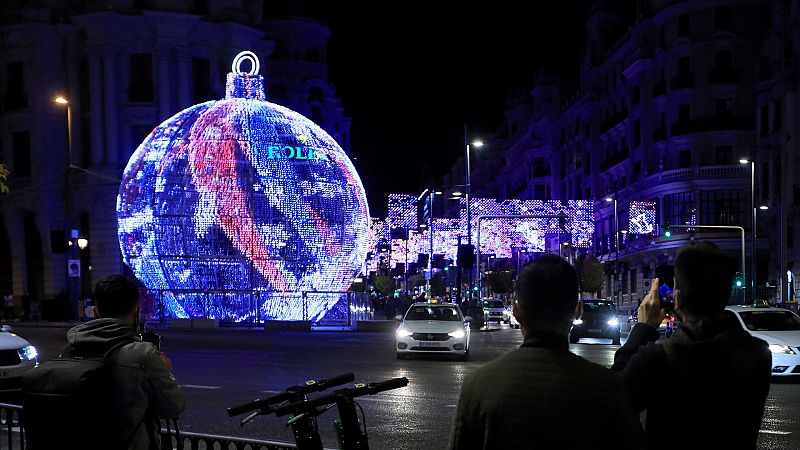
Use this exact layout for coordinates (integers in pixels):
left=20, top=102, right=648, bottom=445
left=18, top=345, right=37, bottom=362
left=768, top=344, right=796, bottom=355
left=572, top=319, right=583, bottom=325
left=396, top=329, right=413, bottom=338
left=448, top=329, right=465, bottom=339
left=607, top=319, right=619, bottom=327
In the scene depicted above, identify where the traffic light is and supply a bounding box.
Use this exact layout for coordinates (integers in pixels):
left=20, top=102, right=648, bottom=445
left=662, top=224, right=672, bottom=238
left=734, top=272, right=744, bottom=289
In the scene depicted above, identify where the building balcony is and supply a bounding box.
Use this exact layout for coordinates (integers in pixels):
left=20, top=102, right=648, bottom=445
left=670, top=116, right=754, bottom=136
left=652, top=127, right=666, bottom=142
left=647, top=164, right=748, bottom=184
left=600, top=108, right=628, bottom=133
left=671, top=73, right=694, bottom=90
left=600, top=149, right=630, bottom=171
left=708, top=70, right=737, bottom=85
left=652, top=80, right=666, bottom=97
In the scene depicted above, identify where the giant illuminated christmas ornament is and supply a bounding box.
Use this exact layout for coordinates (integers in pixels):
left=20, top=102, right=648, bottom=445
left=117, top=51, right=370, bottom=322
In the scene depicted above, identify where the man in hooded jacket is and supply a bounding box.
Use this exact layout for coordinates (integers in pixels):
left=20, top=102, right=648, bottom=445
left=65, top=274, right=186, bottom=449
left=612, top=241, right=771, bottom=449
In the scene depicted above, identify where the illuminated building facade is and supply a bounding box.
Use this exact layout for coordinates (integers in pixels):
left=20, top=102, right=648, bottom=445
left=452, top=0, right=778, bottom=314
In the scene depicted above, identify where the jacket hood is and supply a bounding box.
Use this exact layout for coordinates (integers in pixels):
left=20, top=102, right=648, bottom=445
left=665, top=318, right=767, bottom=379
left=65, top=318, right=139, bottom=356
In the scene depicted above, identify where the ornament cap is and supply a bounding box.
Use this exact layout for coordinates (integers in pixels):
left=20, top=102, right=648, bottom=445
left=225, top=51, right=265, bottom=101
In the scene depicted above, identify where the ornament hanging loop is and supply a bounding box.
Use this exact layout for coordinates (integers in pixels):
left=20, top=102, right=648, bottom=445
left=232, top=51, right=260, bottom=76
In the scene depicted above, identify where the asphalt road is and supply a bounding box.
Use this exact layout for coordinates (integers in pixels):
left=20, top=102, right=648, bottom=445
left=19, top=323, right=800, bottom=450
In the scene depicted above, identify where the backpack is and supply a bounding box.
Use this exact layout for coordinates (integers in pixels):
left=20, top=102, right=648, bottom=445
left=21, top=341, right=130, bottom=450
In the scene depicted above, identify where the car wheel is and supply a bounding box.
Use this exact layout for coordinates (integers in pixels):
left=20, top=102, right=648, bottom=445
left=569, top=334, right=579, bottom=344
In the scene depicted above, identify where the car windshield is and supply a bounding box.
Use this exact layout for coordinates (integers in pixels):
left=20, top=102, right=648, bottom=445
left=582, top=302, right=615, bottom=316
left=738, top=311, right=800, bottom=331
left=405, top=306, right=461, bottom=321
left=483, top=300, right=504, bottom=309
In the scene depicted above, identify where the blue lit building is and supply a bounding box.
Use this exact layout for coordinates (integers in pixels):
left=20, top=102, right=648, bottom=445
left=456, top=0, right=786, bottom=314
left=0, top=1, right=351, bottom=307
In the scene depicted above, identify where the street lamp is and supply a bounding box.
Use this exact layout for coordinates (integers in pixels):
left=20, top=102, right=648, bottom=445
left=740, top=158, right=756, bottom=302
left=55, top=96, right=78, bottom=320
left=604, top=196, right=621, bottom=307
left=464, top=123, right=484, bottom=303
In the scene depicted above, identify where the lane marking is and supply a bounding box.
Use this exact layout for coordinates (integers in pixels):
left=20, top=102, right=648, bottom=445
left=181, top=384, right=221, bottom=390
left=759, top=430, right=792, bottom=435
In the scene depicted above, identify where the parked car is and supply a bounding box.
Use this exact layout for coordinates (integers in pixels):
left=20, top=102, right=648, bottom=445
left=0, top=325, right=38, bottom=399
left=395, top=302, right=471, bottom=361
left=725, top=305, right=800, bottom=376
left=569, top=300, right=621, bottom=345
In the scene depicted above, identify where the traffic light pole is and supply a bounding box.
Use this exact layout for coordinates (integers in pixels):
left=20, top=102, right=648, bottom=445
left=667, top=224, right=746, bottom=303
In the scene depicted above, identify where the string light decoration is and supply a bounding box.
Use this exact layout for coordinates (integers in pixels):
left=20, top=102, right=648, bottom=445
left=628, top=201, right=657, bottom=235
left=117, top=52, right=370, bottom=323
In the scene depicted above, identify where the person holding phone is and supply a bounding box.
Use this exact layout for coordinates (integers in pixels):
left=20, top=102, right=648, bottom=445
left=611, top=242, right=771, bottom=450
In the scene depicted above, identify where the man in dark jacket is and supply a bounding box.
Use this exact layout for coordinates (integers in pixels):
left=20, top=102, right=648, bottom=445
left=68, top=275, right=185, bottom=449
left=612, top=242, right=771, bottom=449
left=448, top=254, right=643, bottom=449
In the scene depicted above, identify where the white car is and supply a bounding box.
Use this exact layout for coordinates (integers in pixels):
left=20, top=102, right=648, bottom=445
left=0, top=325, right=38, bottom=394
left=725, top=306, right=800, bottom=376
left=395, top=302, right=471, bottom=361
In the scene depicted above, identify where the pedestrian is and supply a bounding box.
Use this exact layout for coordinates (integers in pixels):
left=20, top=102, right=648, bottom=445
left=448, top=254, right=643, bottom=449
left=24, top=275, right=185, bottom=449
left=3, top=291, right=14, bottom=320
left=612, top=241, right=771, bottom=449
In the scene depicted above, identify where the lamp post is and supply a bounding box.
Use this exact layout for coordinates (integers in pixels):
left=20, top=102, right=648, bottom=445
left=739, top=158, right=756, bottom=303
left=605, top=196, right=620, bottom=307
left=464, top=123, right=483, bottom=303
left=55, top=96, right=78, bottom=320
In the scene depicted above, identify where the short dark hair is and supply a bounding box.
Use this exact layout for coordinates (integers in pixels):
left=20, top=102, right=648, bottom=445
left=94, top=275, right=140, bottom=318
left=515, top=254, right=578, bottom=325
left=674, top=241, right=735, bottom=316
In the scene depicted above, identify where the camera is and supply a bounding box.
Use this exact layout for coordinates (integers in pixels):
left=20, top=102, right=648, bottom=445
left=138, top=323, right=162, bottom=351
left=654, top=264, right=675, bottom=310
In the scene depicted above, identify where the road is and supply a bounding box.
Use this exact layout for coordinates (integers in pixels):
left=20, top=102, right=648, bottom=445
left=20, top=323, right=800, bottom=450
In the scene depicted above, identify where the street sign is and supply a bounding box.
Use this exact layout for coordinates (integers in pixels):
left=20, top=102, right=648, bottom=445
left=67, top=259, right=80, bottom=277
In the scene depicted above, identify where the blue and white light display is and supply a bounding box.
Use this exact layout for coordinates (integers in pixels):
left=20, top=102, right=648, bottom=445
left=117, top=52, right=370, bottom=322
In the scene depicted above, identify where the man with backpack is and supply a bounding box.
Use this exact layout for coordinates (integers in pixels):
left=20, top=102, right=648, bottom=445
left=23, top=275, right=186, bottom=450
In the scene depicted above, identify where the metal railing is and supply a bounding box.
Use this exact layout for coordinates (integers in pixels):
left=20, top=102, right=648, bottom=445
left=0, top=402, right=299, bottom=450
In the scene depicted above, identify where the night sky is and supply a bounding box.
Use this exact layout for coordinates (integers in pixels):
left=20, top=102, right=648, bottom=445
left=295, top=2, right=588, bottom=215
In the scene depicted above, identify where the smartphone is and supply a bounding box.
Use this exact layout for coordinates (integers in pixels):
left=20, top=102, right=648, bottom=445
left=654, top=264, right=675, bottom=310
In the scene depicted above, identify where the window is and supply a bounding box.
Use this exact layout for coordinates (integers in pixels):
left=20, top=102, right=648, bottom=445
left=4, top=61, right=27, bottom=110
left=759, top=105, right=769, bottom=137
left=11, top=131, right=31, bottom=177
left=789, top=225, right=795, bottom=248
left=715, top=146, right=733, bottom=165
left=699, top=190, right=744, bottom=226
left=128, top=54, right=154, bottom=102
left=773, top=99, right=782, bottom=131
left=715, top=6, right=732, bottom=30
left=678, top=103, right=691, bottom=123
left=716, top=99, right=733, bottom=119
left=633, top=119, right=641, bottom=146
left=632, top=85, right=641, bottom=104
left=678, top=57, right=691, bottom=77
left=630, top=269, right=637, bottom=293
left=678, top=13, right=690, bottom=36
left=191, top=58, right=212, bottom=103
left=622, top=270, right=629, bottom=294
left=663, top=192, right=696, bottom=227
left=715, top=51, right=733, bottom=73
left=679, top=149, right=691, bottom=168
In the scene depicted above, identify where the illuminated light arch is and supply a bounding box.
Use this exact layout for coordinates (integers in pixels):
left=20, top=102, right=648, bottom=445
left=117, top=52, right=370, bottom=322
